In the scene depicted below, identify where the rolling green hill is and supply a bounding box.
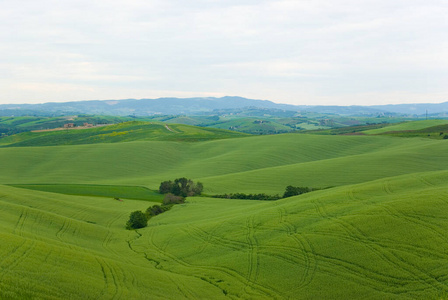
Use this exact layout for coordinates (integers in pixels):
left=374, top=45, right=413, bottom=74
left=1, top=170, right=448, bottom=299
left=0, top=121, right=248, bottom=147
left=364, top=119, right=448, bottom=134
left=1, top=133, right=447, bottom=193
left=1, top=128, right=448, bottom=299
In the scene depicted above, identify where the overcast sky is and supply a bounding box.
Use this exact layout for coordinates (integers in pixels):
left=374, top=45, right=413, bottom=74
left=1, top=0, right=447, bottom=106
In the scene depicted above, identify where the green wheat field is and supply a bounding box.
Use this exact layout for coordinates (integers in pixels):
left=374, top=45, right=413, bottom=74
left=1, top=121, right=448, bottom=299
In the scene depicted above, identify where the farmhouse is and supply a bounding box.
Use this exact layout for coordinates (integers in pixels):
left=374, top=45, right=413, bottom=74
left=64, top=123, right=75, bottom=128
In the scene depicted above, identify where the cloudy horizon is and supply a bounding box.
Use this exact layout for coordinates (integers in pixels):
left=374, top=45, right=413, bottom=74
left=1, top=0, right=447, bottom=106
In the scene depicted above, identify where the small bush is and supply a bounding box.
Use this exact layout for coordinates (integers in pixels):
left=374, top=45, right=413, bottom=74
left=126, top=210, right=148, bottom=230
left=163, top=193, right=185, bottom=205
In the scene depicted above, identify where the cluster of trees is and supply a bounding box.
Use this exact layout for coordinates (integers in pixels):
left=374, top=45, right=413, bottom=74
left=126, top=204, right=173, bottom=230
left=126, top=178, right=204, bottom=230
left=212, top=193, right=281, bottom=201
left=159, top=177, right=203, bottom=197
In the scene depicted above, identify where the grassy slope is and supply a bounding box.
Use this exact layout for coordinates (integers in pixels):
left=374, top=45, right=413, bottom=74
left=7, top=184, right=164, bottom=202
left=0, top=134, right=447, bottom=194
left=0, top=185, right=224, bottom=300
left=1, top=171, right=448, bottom=299
left=0, top=121, right=248, bottom=146
left=364, top=119, right=448, bottom=134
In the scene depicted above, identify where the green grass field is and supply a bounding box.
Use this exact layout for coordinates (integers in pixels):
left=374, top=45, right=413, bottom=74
left=364, top=119, right=448, bottom=134
left=0, top=121, right=248, bottom=147
left=1, top=171, right=448, bottom=299
left=1, top=121, right=448, bottom=299
left=7, top=184, right=164, bottom=202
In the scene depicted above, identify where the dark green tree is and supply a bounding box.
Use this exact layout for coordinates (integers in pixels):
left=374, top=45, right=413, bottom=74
left=146, top=205, right=164, bottom=217
left=283, top=185, right=311, bottom=198
left=126, top=210, right=148, bottom=230
left=159, top=180, right=173, bottom=194
left=192, top=182, right=204, bottom=195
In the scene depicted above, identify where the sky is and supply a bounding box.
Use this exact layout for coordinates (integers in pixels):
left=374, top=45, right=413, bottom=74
left=1, top=0, right=447, bottom=106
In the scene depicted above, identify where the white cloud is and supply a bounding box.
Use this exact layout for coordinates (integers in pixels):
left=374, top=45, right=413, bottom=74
left=1, top=0, right=447, bottom=105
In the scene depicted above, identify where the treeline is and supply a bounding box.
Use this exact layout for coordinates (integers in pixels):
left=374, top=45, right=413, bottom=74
left=126, top=204, right=173, bottom=230
left=212, top=193, right=281, bottom=201
left=212, top=185, right=317, bottom=201
left=283, top=185, right=314, bottom=198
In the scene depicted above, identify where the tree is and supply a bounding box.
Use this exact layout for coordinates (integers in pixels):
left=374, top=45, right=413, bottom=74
left=159, top=180, right=173, bottom=194
left=126, top=210, right=147, bottom=230
left=174, top=177, right=190, bottom=197
left=192, top=182, right=204, bottom=195
left=283, top=185, right=311, bottom=198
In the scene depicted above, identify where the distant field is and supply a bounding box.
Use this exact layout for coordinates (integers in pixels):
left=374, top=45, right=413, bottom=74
left=0, top=121, right=249, bottom=147
left=8, top=184, right=164, bottom=202
left=364, top=119, right=448, bottom=134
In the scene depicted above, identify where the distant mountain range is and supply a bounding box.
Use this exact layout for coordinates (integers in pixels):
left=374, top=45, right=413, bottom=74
left=1, top=96, right=448, bottom=116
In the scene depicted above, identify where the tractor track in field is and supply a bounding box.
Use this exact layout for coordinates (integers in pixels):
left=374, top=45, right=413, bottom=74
left=313, top=201, right=416, bottom=283
left=415, top=174, right=435, bottom=187
left=185, top=209, right=319, bottom=293
left=312, top=229, right=448, bottom=260
left=55, top=218, right=70, bottom=241
left=102, top=211, right=129, bottom=260
left=244, top=216, right=260, bottom=297
left=278, top=207, right=317, bottom=290
left=126, top=229, right=235, bottom=298
left=380, top=205, right=447, bottom=246
left=167, top=275, right=196, bottom=299
left=95, top=257, right=126, bottom=300
left=0, top=239, right=37, bottom=282
left=95, top=257, right=110, bottom=299
left=313, top=200, right=448, bottom=292
left=145, top=228, right=282, bottom=299
left=382, top=180, right=393, bottom=194
left=13, top=209, right=27, bottom=235
left=190, top=224, right=222, bottom=255
left=183, top=225, right=245, bottom=251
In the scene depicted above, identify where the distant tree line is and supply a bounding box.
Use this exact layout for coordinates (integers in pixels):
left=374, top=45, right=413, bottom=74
left=212, top=185, right=317, bottom=201
left=212, top=193, right=281, bottom=201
